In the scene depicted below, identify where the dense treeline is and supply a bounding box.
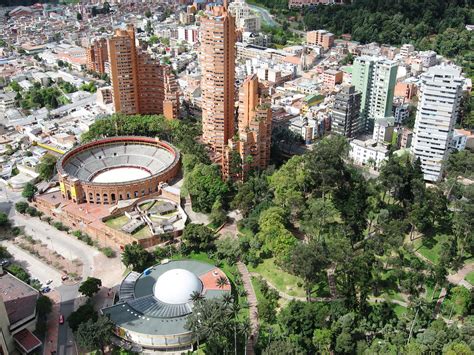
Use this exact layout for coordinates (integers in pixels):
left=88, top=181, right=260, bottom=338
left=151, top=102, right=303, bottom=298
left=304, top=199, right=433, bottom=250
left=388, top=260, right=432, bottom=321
left=229, top=136, right=474, bottom=353
left=1, top=0, right=56, bottom=6
left=303, top=0, right=473, bottom=54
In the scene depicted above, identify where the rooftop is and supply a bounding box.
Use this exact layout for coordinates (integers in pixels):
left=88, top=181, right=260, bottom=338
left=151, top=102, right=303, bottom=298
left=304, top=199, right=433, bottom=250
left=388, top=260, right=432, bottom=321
left=0, top=271, right=39, bottom=325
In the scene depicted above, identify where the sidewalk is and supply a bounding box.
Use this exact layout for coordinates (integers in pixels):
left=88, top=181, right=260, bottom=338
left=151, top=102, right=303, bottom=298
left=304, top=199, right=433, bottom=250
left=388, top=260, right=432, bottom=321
left=44, top=290, right=60, bottom=355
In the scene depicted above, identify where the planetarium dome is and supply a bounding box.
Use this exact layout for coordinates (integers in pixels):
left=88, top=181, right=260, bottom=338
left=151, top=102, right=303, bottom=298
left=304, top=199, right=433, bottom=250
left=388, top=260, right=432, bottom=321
left=153, top=268, right=203, bottom=304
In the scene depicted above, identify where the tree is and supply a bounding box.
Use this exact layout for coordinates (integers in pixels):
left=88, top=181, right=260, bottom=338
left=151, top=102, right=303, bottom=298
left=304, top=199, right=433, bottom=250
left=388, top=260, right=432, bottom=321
left=15, top=201, right=29, bottom=214
left=278, top=301, right=330, bottom=351
left=67, top=303, right=97, bottom=332
left=36, top=295, right=53, bottom=318
left=263, top=340, right=305, bottom=354
left=0, top=246, right=11, bottom=259
left=79, top=277, right=102, bottom=298
left=76, top=12, right=82, bottom=21
left=300, top=197, right=340, bottom=240
left=216, top=276, right=229, bottom=289
left=0, top=212, right=9, bottom=227
left=22, top=182, right=37, bottom=201
left=313, top=328, right=332, bottom=354
left=210, top=199, right=226, bottom=227
left=6, top=264, right=30, bottom=283
left=121, top=242, right=151, bottom=272
left=181, top=224, right=216, bottom=254
left=185, top=297, right=247, bottom=353
left=145, top=9, right=152, bottom=18
left=37, top=154, right=58, bottom=181
left=183, top=163, right=229, bottom=213
left=287, top=241, right=329, bottom=300
left=75, top=316, right=113, bottom=353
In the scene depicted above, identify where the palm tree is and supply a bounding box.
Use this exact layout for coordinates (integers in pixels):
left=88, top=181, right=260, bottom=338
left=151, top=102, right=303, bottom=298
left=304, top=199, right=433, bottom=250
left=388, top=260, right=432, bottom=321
left=216, top=276, right=229, bottom=289
left=221, top=293, right=234, bottom=307
left=189, top=290, right=204, bottom=303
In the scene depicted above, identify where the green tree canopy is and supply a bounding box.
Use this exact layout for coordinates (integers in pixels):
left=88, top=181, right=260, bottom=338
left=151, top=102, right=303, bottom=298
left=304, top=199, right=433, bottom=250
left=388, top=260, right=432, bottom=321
left=79, top=277, right=102, bottom=298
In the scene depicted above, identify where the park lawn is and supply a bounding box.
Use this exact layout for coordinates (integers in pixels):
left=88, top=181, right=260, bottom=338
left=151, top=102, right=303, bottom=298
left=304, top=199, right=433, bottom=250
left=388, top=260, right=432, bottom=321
left=105, top=215, right=129, bottom=230
left=393, top=304, right=408, bottom=318
left=414, top=234, right=450, bottom=265
left=133, top=226, right=152, bottom=239
left=139, top=201, right=155, bottom=211
left=465, top=271, right=474, bottom=285
left=248, top=257, right=306, bottom=298
left=425, top=283, right=442, bottom=302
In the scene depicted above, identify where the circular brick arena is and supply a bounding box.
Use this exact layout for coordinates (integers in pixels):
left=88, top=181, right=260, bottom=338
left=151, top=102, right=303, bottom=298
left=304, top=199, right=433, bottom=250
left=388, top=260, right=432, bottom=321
left=57, top=136, right=180, bottom=205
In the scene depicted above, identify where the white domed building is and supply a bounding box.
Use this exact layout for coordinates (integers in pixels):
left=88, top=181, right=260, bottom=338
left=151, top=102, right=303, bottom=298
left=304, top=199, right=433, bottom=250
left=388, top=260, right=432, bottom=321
left=101, top=260, right=231, bottom=353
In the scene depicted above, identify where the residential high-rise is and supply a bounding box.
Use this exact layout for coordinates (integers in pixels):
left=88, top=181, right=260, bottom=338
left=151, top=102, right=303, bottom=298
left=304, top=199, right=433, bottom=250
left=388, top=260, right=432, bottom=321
left=200, top=2, right=236, bottom=153
left=411, top=65, right=464, bottom=182
left=331, top=85, right=361, bottom=138
left=108, top=24, right=179, bottom=119
left=223, top=75, right=271, bottom=180
left=352, top=56, right=397, bottom=132
left=86, top=38, right=108, bottom=74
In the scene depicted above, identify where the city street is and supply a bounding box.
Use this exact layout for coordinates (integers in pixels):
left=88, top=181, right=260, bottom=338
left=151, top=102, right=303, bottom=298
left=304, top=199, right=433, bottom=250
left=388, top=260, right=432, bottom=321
left=0, top=241, right=62, bottom=288
left=0, top=189, right=124, bottom=355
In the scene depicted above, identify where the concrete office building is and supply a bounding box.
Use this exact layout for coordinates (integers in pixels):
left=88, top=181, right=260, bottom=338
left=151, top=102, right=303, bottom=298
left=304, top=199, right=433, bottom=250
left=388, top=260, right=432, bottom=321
left=108, top=25, right=179, bottom=119
left=222, top=75, right=271, bottom=180
left=411, top=65, right=464, bottom=182
left=200, top=1, right=236, bottom=153
left=331, top=85, right=361, bottom=138
left=86, top=37, right=108, bottom=74
left=352, top=56, right=397, bottom=133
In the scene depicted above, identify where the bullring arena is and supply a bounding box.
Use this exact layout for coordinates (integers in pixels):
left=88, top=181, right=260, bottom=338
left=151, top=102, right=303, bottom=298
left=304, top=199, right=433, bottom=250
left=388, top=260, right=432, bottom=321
left=57, top=136, right=180, bottom=205
left=34, top=136, right=184, bottom=249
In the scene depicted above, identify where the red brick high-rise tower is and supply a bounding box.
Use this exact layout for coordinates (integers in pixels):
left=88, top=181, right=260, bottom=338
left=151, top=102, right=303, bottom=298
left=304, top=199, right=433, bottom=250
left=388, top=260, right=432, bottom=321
left=200, top=1, right=236, bottom=153
left=108, top=24, right=179, bottom=119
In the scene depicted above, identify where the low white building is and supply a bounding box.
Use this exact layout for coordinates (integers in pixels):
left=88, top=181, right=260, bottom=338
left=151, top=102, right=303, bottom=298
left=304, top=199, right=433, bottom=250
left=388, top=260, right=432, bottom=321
left=349, top=137, right=389, bottom=169
left=450, top=129, right=471, bottom=151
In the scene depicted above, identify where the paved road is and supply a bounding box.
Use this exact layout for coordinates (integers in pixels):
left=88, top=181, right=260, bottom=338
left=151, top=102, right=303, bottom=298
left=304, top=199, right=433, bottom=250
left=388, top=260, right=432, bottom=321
left=0, top=241, right=62, bottom=288
left=14, top=213, right=96, bottom=279
left=248, top=4, right=277, bottom=27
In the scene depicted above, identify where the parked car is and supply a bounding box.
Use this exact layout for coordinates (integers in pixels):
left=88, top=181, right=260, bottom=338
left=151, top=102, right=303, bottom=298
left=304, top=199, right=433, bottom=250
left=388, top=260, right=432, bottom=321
left=0, top=259, right=10, bottom=267
left=61, top=275, right=68, bottom=281
left=46, top=279, right=53, bottom=285
left=59, top=314, right=64, bottom=324
left=41, top=286, right=51, bottom=293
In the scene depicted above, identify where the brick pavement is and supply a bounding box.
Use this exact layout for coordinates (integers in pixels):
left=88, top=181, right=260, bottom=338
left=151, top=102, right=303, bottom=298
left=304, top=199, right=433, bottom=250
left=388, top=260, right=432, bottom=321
left=44, top=290, right=60, bottom=355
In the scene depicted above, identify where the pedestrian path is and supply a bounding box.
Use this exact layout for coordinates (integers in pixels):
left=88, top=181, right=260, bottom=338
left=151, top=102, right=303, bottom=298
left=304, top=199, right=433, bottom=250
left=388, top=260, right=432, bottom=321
left=44, top=290, right=61, bottom=355
left=237, top=262, right=258, bottom=355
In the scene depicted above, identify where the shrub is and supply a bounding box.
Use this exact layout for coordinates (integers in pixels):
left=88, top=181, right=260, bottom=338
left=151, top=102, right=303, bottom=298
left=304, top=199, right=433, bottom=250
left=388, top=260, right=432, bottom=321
left=101, top=247, right=115, bottom=258
left=25, top=206, right=38, bottom=217
left=15, top=201, right=29, bottom=214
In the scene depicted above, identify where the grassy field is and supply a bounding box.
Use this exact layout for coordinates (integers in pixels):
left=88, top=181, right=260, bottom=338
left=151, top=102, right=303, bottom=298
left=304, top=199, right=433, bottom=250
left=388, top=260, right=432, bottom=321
left=248, top=258, right=306, bottom=298
left=105, top=215, right=129, bottom=230
left=392, top=304, right=408, bottom=318
left=414, top=234, right=450, bottom=265
left=465, top=271, right=474, bottom=285
left=133, top=226, right=152, bottom=239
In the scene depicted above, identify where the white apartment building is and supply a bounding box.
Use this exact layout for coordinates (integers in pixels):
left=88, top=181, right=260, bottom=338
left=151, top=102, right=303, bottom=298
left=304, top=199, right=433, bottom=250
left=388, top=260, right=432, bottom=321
left=349, top=137, right=389, bottom=169
left=411, top=65, right=464, bottom=182
left=399, top=44, right=415, bottom=58
left=228, top=0, right=261, bottom=32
